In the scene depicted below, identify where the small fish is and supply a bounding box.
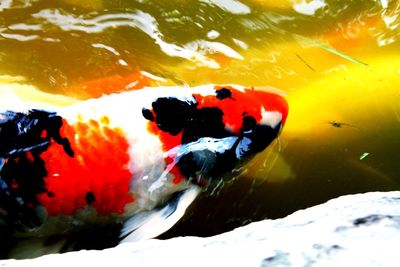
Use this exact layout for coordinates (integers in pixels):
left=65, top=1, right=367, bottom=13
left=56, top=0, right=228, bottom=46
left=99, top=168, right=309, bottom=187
left=0, top=84, right=288, bottom=255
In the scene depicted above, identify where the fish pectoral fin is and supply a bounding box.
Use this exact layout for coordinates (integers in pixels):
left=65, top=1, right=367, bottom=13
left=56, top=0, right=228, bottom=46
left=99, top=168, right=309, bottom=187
left=119, top=186, right=201, bottom=243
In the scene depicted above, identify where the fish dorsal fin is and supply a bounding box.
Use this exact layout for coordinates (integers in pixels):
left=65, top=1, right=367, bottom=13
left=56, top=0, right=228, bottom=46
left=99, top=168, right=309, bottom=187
left=119, top=186, right=201, bottom=243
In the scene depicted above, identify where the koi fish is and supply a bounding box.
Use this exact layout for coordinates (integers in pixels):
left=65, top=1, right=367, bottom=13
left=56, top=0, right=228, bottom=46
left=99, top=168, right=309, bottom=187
left=0, top=84, right=288, bottom=255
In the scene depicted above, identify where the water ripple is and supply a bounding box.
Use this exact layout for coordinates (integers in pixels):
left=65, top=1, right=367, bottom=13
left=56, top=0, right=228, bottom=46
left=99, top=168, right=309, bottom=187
left=0, top=32, right=38, bottom=41
left=0, top=0, right=13, bottom=12
left=200, top=0, right=251, bottom=15
left=0, top=0, right=36, bottom=12
left=31, top=9, right=227, bottom=68
left=184, top=40, right=244, bottom=60
left=377, top=1, right=400, bottom=46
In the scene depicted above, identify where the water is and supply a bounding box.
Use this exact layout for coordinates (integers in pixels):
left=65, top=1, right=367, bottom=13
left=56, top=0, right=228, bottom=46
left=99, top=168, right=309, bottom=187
left=0, top=0, right=399, bottom=243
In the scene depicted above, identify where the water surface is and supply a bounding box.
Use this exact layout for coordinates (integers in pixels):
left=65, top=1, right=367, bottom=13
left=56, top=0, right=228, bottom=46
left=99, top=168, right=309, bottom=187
left=0, top=0, right=399, bottom=239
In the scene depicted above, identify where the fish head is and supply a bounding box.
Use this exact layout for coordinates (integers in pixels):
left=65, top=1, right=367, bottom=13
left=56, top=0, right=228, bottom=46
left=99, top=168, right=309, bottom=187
left=144, top=85, right=288, bottom=186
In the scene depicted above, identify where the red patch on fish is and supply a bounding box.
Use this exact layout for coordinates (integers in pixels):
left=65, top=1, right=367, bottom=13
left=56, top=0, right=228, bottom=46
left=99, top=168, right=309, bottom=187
left=250, top=89, right=289, bottom=125
left=38, top=117, right=134, bottom=216
left=201, top=86, right=287, bottom=131
left=193, top=86, right=265, bottom=134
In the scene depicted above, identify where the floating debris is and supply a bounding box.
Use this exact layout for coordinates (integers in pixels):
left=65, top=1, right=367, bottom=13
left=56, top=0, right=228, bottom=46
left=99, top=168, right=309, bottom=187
left=328, top=121, right=358, bottom=129
left=359, top=152, right=370, bottom=160
left=295, top=35, right=368, bottom=66
left=296, top=53, right=316, bottom=72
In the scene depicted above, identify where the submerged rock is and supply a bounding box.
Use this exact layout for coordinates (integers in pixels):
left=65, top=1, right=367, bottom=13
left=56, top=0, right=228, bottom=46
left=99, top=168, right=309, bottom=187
left=2, top=191, right=400, bottom=266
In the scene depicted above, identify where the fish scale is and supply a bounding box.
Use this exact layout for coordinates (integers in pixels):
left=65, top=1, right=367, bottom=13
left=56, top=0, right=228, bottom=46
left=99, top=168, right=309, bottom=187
left=38, top=117, right=133, bottom=216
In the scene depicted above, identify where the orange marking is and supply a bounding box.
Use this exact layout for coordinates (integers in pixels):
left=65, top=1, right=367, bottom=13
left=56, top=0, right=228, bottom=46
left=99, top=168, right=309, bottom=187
left=318, top=16, right=382, bottom=51
left=38, top=118, right=134, bottom=216
left=100, top=116, right=110, bottom=125
left=68, top=71, right=156, bottom=99
left=209, top=53, right=234, bottom=68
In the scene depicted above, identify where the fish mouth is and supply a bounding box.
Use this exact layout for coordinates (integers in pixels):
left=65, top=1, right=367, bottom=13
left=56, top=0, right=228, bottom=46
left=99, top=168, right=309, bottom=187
left=235, top=123, right=281, bottom=159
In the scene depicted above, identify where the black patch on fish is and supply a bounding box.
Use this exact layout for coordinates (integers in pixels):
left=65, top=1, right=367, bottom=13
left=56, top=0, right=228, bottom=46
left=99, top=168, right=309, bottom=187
left=182, top=107, right=229, bottom=144
left=145, top=96, right=281, bottom=186
left=151, top=97, right=196, bottom=136
left=0, top=110, right=74, bottom=230
left=215, top=88, right=232, bottom=100
left=0, top=110, right=73, bottom=158
left=141, top=108, right=154, bottom=121
left=241, top=116, right=257, bottom=132
left=0, top=152, right=47, bottom=229
left=144, top=98, right=230, bottom=143
left=85, top=192, right=95, bottom=205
